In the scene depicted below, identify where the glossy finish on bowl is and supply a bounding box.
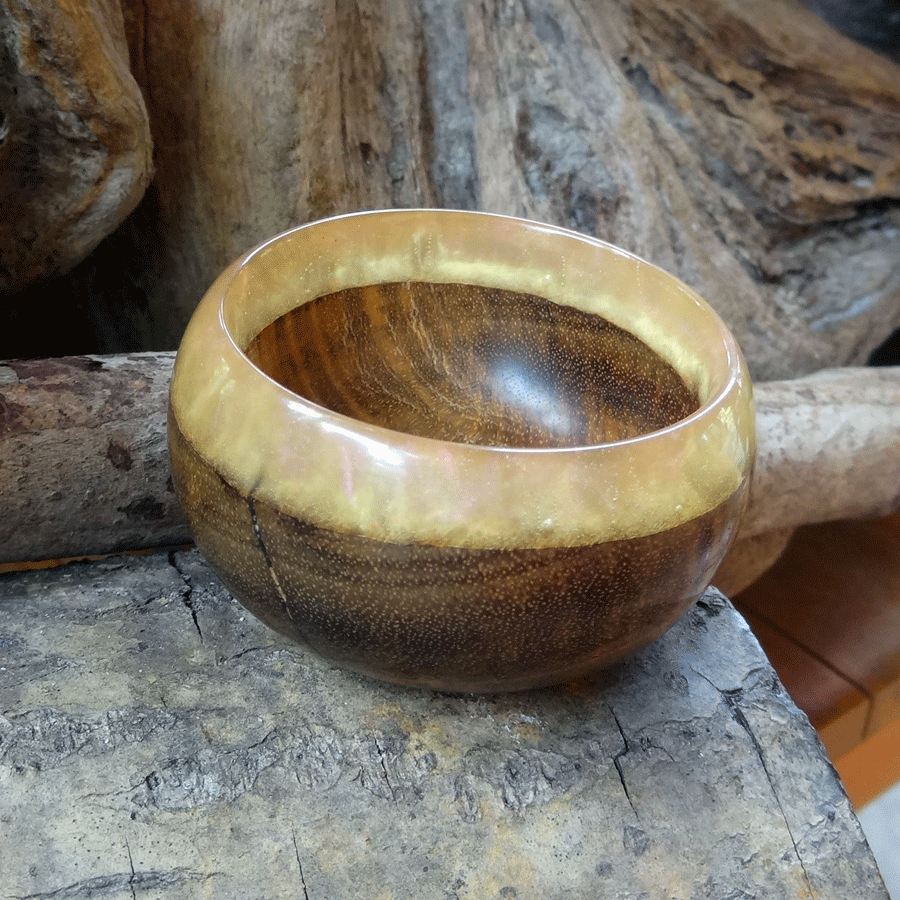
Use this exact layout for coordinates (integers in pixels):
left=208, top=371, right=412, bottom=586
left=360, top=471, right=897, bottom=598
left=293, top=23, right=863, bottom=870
left=245, top=281, right=700, bottom=448
left=169, top=210, right=756, bottom=691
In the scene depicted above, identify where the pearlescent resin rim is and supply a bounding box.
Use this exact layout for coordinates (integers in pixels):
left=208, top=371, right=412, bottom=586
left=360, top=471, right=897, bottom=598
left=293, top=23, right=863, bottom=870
left=170, top=209, right=755, bottom=550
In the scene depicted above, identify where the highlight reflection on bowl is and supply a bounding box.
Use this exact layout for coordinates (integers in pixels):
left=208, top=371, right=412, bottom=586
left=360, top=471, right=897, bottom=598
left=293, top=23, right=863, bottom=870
left=168, top=210, right=755, bottom=692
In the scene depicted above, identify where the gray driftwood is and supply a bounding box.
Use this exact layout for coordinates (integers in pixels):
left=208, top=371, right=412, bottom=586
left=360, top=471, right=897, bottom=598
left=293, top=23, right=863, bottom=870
left=716, top=364, right=900, bottom=594
left=743, top=366, right=900, bottom=537
left=0, top=354, right=187, bottom=564
left=0, top=548, right=889, bottom=899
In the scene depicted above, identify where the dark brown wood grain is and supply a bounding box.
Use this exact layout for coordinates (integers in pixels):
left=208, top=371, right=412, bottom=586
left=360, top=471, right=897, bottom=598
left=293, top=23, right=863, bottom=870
left=168, top=404, right=743, bottom=692
left=245, top=282, right=699, bottom=448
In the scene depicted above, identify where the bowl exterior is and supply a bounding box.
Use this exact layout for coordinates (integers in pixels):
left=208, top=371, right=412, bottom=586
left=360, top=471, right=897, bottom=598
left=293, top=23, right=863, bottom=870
left=168, top=210, right=756, bottom=692
left=170, top=402, right=748, bottom=692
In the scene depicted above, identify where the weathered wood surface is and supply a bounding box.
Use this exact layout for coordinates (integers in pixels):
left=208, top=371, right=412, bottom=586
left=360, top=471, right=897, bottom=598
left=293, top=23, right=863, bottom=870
left=117, top=0, right=900, bottom=380
left=743, top=366, right=900, bottom=536
left=0, top=354, right=186, bottom=564
left=0, top=0, right=152, bottom=292
left=2, top=354, right=898, bottom=588
left=0, top=548, right=888, bottom=899
left=719, top=362, right=900, bottom=589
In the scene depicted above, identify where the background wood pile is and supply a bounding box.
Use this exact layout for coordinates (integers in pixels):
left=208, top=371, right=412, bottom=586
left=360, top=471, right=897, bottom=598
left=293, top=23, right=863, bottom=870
left=1, top=0, right=899, bottom=587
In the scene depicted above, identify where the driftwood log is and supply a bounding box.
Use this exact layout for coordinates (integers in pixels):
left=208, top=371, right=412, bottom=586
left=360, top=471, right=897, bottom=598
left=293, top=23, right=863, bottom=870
left=0, top=0, right=152, bottom=291
left=0, top=549, right=889, bottom=898
left=0, top=354, right=185, bottom=564
left=716, top=364, right=900, bottom=593
left=744, top=367, right=900, bottom=536
left=1, top=353, right=898, bottom=594
left=1, top=0, right=897, bottom=375
left=115, top=0, right=900, bottom=381
left=1, top=0, right=898, bottom=580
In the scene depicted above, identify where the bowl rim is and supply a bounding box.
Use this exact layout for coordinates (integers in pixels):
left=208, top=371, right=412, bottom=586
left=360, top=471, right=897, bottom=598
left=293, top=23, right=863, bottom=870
left=218, top=208, right=747, bottom=456
left=171, top=209, right=756, bottom=548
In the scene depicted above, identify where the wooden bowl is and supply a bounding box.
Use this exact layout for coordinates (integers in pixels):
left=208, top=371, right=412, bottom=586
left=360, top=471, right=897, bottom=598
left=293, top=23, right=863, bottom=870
left=169, top=210, right=755, bottom=692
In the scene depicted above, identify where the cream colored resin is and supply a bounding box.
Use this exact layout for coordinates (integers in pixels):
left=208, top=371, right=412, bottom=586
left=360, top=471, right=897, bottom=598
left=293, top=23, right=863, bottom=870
left=170, top=210, right=755, bottom=549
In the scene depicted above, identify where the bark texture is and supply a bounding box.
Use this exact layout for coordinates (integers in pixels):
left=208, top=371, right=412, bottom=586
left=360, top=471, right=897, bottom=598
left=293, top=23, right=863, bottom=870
left=714, top=363, right=900, bottom=593
left=119, top=0, right=900, bottom=381
left=0, top=0, right=153, bottom=292
left=742, top=366, right=900, bottom=537
left=0, top=353, right=187, bottom=564
left=0, top=550, right=889, bottom=899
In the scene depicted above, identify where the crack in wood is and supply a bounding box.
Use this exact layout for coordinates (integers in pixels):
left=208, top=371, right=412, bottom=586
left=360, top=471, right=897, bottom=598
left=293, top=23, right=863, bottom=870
left=246, top=495, right=289, bottom=606
left=75, top=783, right=139, bottom=807
left=247, top=729, right=279, bottom=752
left=640, top=736, right=675, bottom=762
left=224, top=646, right=271, bottom=663
left=606, top=701, right=639, bottom=821
left=689, top=665, right=816, bottom=898
left=721, top=691, right=816, bottom=899
left=124, top=839, right=137, bottom=900
left=167, top=551, right=203, bottom=641
left=372, top=733, right=398, bottom=802
left=291, top=827, right=311, bottom=900
left=10, top=868, right=220, bottom=899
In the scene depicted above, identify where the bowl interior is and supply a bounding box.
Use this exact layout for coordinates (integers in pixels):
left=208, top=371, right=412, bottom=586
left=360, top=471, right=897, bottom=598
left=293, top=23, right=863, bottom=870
left=245, top=280, right=700, bottom=449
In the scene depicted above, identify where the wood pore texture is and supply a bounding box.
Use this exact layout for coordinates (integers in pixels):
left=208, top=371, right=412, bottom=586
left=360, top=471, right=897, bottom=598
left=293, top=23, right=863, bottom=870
left=245, top=282, right=699, bottom=448
left=735, top=510, right=900, bottom=807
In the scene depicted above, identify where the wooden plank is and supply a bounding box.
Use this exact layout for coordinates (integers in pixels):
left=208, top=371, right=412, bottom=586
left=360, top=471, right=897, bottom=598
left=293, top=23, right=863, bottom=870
left=737, top=608, right=870, bottom=759
left=737, top=512, right=900, bottom=736
left=835, top=721, right=900, bottom=810
left=0, top=550, right=888, bottom=898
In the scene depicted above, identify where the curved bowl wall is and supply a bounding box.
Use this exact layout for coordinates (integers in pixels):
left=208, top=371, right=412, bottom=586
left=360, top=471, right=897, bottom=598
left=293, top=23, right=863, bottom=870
left=169, top=210, right=755, bottom=691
